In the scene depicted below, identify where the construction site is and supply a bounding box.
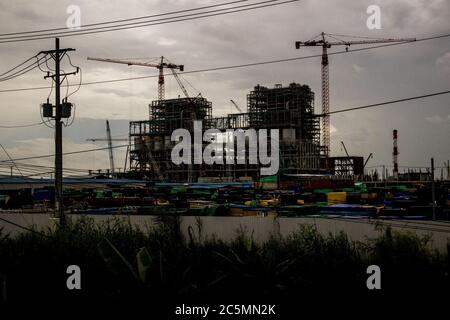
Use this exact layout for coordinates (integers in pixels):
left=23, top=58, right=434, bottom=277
left=129, top=82, right=324, bottom=181
left=118, top=33, right=399, bottom=183
left=1, top=35, right=449, bottom=222
left=2, top=0, right=450, bottom=306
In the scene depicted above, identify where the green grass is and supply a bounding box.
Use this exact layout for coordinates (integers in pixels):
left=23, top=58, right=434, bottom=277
left=0, top=216, right=448, bottom=301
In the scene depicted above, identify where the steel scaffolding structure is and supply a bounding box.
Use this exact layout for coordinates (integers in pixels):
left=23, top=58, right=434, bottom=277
left=128, top=83, right=322, bottom=181
left=129, top=97, right=212, bottom=180
left=247, top=83, right=321, bottom=173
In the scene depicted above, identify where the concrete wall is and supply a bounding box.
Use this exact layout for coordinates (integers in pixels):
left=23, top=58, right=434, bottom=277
left=1, top=214, right=449, bottom=251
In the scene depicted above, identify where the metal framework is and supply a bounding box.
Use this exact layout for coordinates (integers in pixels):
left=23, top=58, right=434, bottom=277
left=128, top=83, right=323, bottom=181
left=87, top=56, right=183, bottom=101
left=295, top=32, right=415, bottom=157
left=129, top=97, right=212, bottom=180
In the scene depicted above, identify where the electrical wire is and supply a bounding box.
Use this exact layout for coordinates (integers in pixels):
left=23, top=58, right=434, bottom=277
left=0, top=144, right=129, bottom=163
left=0, top=53, right=40, bottom=77
left=0, top=216, right=50, bottom=238
left=0, top=54, right=49, bottom=81
left=45, top=56, right=55, bottom=71
left=0, top=0, right=250, bottom=37
left=3, top=88, right=448, bottom=130
left=0, top=0, right=298, bottom=43
left=0, top=161, right=92, bottom=173
left=65, top=55, right=82, bottom=99
left=1, top=32, right=448, bottom=94
left=0, top=121, right=48, bottom=129
left=321, top=90, right=450, bottom=116
left=0, top=144, right=32, bottom=187
left=34, top=52, right=80, bottom=128
left=0, top=54, right=50, bottom=82
left=0, top=144, right=36, bottom=227
left=36, top=54, right=55, bottom=102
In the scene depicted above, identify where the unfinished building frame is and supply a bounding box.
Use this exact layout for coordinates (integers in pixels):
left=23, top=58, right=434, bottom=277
left=129, top=83, right=322, bottom=181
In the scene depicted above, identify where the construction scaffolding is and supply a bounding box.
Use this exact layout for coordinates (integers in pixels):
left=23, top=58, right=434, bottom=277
left=129, top=97, right=212, bottom=180
left=128, top=83, right=322, bottom=181
left=247, top=83, right=321, bottom=173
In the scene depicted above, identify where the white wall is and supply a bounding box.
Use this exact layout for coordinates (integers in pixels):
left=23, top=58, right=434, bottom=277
left=1, top=214, right=449, bottom=251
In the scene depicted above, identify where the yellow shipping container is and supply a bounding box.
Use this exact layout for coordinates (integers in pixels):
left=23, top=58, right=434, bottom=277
left=327, top=192, right=347, bottom=205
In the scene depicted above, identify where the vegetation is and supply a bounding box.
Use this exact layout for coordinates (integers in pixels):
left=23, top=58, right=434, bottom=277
left=0, top=216, right=448, bottom=303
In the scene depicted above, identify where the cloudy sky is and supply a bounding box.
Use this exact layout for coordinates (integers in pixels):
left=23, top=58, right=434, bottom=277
left=0, top=0, right=449, bottom=177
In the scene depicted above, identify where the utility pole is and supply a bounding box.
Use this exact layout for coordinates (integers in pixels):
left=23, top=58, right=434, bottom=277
left=431, top=158, right=436, bottom=221
left=41, top=38, right=76, bottom=227
left=447, top=160, right=450, bottom=180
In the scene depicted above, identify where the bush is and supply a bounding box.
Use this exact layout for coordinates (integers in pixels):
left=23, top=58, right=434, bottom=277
left=0, top=217, right=448, bottom=302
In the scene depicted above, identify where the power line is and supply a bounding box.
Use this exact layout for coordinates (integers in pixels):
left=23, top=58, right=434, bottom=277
left=0, top=87, right=448, bottom=132
left=0, top=144, right=129, bottom=163
left=0, top=216, right=50, bottom=237
left=0, top=86, right=448, bottom=162
left=1, top=32, right=448, bottom=94
left=321, top=90, right=450, bottom=116
left=0, top=0, right=249, bottom=37
left=0, top=54, right=50, bottom=82
left=0, top=0, right=298, bottom=43
left=0, top=121, right=47, bottom=129
left=0, top=143, right=34, bottom=192
left=0, top=53, right=40, bottom=77
left=0, top=162, right=89, bottom=174
left=0, top=160, right=99, bottom=173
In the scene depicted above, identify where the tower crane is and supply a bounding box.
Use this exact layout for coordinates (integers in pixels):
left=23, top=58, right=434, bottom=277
left=87, top=56, right=184, bottom=100
left=86, top=129, right=129, bottom=173
left=86, top=120, right=129, bottom=175
left=295, top=32, right=415, bottom=157
left=106, top=120, right=115, bottom=174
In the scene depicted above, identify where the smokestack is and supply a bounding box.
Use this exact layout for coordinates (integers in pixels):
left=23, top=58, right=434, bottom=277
left=393, top=129, right=399, bottom=180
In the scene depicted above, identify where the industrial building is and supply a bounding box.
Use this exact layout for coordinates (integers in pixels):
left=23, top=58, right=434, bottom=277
left=128, top=83, right=327, bottom=181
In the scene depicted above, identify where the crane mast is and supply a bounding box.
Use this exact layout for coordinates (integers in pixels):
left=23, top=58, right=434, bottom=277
left=295, top=32, right=415, bottom=158
left=106, top=120, right=115, bottom=175
left=158, top=56, right=165, bottom=101
left=321, top=33, right=330, bottom=157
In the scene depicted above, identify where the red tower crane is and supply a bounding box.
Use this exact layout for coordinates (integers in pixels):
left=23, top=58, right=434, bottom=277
left=295, top=32, right=415, bottom=157
left=87, top=56, right=184, bottom=101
